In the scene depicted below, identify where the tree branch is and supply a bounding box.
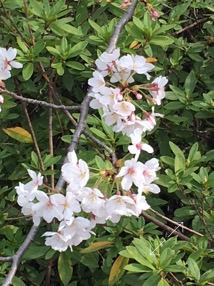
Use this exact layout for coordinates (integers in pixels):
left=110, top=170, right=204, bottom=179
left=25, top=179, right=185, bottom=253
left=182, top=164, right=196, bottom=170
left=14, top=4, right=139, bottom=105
left=1, top=224, right=40, bottom=286
left=0, top=88, right=80, bottom=111
left=141, top=211, right=190, bottom=241
left=55, top=0, right=138, bottom=191
left=150, top=208, right=203, bottom=237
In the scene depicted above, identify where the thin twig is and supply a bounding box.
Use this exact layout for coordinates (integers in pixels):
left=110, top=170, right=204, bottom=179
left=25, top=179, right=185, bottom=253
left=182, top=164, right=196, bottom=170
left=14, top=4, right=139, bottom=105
left=49, top=91, right=55, bottom=191
left=0, top=257, right=13, bottom=262
left=173, top=17, right=209, bottom=36
left=141, top=211, right=190, bottom=241
left=21, top=102, right=47, bottom=183
left=150, top=208, right=203, bottom=237
left=55, top=0, right=138, bottom=191
left=0, top=88, right=80, bottom=111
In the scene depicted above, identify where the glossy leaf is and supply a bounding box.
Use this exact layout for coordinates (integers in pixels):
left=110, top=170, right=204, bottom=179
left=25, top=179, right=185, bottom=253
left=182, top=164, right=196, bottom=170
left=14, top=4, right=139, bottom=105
left=3, top=127, right=33, bottom=143
left=80, top=241, right=113, bottom=253
left=58, top=252, right=73, bottom=286
left=108, top=255, right=129, bottom=286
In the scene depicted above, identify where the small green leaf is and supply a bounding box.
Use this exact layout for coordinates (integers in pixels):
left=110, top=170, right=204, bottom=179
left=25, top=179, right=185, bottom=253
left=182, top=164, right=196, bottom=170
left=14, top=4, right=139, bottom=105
left=22, top=63, right=34, bottom=81
left=157, top=278, right=170, bottom=286
left=17, top=37, right=28, bottom=53
left=66, top=61, right=85, bottom=70
left=200, top=269, right=214, bottom=283
left=58, top=252, right=73, bottom=286
left=23, top=245, right=48, bottom=260
left=184, top=71, right=197, bottom=95
left=12, top=276, right=26, bottom=286
left=95, top=156, right=106, bottom=169
left=188, top=257, right=200, bottom=282
left=150, top=36, right=174, bottom=46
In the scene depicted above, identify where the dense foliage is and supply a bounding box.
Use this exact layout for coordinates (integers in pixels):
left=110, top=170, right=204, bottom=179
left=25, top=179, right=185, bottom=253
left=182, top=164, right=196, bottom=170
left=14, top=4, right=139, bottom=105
left=0, top=0, right=214, bottom=285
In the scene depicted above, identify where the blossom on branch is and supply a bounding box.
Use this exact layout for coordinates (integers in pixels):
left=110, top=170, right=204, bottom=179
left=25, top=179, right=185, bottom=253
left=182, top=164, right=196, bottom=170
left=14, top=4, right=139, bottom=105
left=0, top=47, right=23, bottom=80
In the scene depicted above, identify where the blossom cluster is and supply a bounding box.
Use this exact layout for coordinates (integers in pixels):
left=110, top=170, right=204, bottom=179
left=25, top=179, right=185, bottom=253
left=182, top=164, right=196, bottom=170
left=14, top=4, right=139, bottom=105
left=0, top=47, right=23, bottom=111
left=89, top=48, right=167, bottom=159
left=15, top=48, right=166, bottom=252
left=15, top=150, right=160, bottom=251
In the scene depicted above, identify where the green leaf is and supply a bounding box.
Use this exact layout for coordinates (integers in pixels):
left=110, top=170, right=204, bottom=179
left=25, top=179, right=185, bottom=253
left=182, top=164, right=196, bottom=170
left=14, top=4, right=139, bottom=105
left=50, top=20, right=83, bottom=36
left=184, top=71, right=197, bottom=95
left=22, top=63, right=34, bottom=81
left=164, top=102, right=184, bottom=110
left=17, top=37, right=28, bottom=53
left=30, top=0, right=44, bottom=17
left=120, top=247, right=155, bottom=270
left=46, top=46, right=60, bottom=57
left=150, top=36, right=174, bottom=46
left=188, top=257, right=200, bottom=282
left=200, top=269, right=214, bottom=283
left=88, top=19, right=103, bottom=34
left=31, top=151, right=39, bottom=167
left=23, top=245, right=48, bottom=260
left=169, top=141, right=185, bottom=160
left=157, top=278, right=169, bottom=286
left=90, top=127, right=108, bottom=140
left=169, top=142, right=185, bottom=173
left=164, top=265, right=186, bottom=272
left=125, top=263, right=151, bottom=273
left=95, top=156, right=106, bottom=169
left=160, top=248, right=173, bottom=268
left=67, top=41, right=88, bottom=58
left=12, top=276, right=26, bottom=286
left=66, top=61, right=85, bottom=70
left=132, top=16, right=144, bottom=31
left=143, top=274, right=161, bottom=286
left=58, top=252, right=73, bottom=286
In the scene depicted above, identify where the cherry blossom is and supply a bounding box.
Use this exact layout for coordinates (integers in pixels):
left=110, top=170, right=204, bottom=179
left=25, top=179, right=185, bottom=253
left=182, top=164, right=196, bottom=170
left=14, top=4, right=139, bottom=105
left=128, top=128, right=154, bottom=160
left=147, top=76, right=168, bottom=105
left=32, top=192, right=65, bottom=224
left=95, top=48, right=120, bottom=77
left=138, top=183, right=160, bottom=195
left=88, top=71, right=105, bottom=92
left=62, top=151, right=89, bottom=189
left=0, top=47, right=23, bottom=80
left=116, top=158, right=145, bottom=190
left=119, top=54, right=154, bottom=79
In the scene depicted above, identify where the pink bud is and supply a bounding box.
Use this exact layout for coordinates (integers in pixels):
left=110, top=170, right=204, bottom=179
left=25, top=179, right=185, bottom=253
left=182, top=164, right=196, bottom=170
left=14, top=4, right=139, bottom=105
left=116, top=93, right=123, bottom=101
left=135, top=93, right=142, bottom=100
left=129, top=112, right=136, bottom=122
left=150, top=8, right=160, bottom=18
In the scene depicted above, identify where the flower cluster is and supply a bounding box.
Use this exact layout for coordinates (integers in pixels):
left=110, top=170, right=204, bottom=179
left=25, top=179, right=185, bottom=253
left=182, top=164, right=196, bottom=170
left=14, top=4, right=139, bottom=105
left=15, top=48, right=166, bottom=252
left=0, top=47, right=23, bottom=111
left=89, top=48, right=167, bottom=153
left=16, top=150, right=155, bottom=251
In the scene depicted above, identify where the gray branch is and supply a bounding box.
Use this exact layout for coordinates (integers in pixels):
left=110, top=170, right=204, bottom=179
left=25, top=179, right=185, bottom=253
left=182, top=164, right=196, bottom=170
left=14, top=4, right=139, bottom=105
left=56, top=0, right=138, bottom=191
left=0, top=88, right=80, bottom=111
left=1, top=225, right=40, bottom=286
